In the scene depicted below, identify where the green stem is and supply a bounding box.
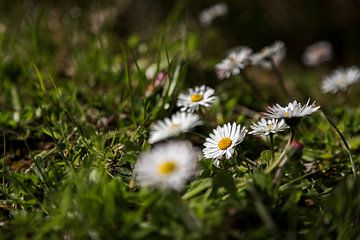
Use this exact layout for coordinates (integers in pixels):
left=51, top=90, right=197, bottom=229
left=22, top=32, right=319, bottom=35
left=321, top=110, right=356, bottom=177
left=265, top=128, right=294, bottom=174
left=269, top=133, right=275, bottom=163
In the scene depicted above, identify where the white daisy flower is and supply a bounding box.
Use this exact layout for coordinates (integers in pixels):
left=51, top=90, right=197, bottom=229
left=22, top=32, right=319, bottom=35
left=264, top=100, right=320, bottom=126
left=251, top=41, right=286, bottom=69
left=215, top=47, right=253, bottom=79
left=203, top=122, right=247, bottom=165
left=148, top=112, right=203, bottom=144
left=135, top=141, right=199, bottom=191
left=177, top=85, right=217, bottom=113
left=321, top=66, right=360, bottom=94
left=249, top=118, right=289, bottom=136
left=199, top=2, right=228, bottom=26
left=302, top=41, right=333, bottom=67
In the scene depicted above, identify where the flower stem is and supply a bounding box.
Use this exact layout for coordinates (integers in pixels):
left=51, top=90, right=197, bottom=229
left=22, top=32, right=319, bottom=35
left=269, top=133, right=275, bottom=163
left=265, top=128, right=294, bottom=174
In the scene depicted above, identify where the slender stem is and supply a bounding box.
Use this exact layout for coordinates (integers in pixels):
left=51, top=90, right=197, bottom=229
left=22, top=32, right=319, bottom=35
left=273, top=128, right=296, bottom=183
left=270, top=59, right=289, bottom=97
left=269, top=133, right=275, bottom=163
left=233, top=150, right=239, bottom=168
left=265, top=128, right=294, bottom=174
left=321, top=110, right=356, bottom=177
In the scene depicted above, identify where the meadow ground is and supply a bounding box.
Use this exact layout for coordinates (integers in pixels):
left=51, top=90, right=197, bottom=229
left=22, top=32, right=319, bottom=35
left=1, top=1, right=360, bottom=239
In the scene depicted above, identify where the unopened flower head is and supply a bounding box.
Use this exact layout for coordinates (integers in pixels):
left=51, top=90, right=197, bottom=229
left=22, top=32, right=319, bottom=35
left=135, top=141, right=199, bottom=191
left=198, top=2, right=228, bottom=26
left=249, top=118, right=289, bottom=136
left=264, top=100, right=320, bottom=127
left=177, top=85, right=217, bottom=112
left=215, top=47, right=252, bottom=79
left=251, top=41, right=286, bottom=69
left=145, top=62, right=168, bottom=80
left=321, top=66, right=360, bottom=94
left=148, top=112, right=202, bottom=144
left=302, top=41, right=333, bottom=67
left=203, top=122, right=247, bottom=166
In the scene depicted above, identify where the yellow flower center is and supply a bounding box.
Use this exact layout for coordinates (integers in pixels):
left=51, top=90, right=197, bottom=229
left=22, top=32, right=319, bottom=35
left=218, top=137, right=232, bottom=150
left=170, top=123, right=181, bottom=130
left=284, top=111, right=289, bottom=118
left=158, top=161, right=177, bottom=175
left=190, top=94, right=203, bottom=102
left=336, top=78, right=347, bottom=87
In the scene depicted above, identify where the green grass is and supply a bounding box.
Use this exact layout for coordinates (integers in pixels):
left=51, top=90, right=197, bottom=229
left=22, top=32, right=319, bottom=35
left=1, top=2, right=360, bottom=239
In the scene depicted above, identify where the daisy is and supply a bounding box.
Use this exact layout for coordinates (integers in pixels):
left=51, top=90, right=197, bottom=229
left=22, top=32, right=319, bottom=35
left=302, top=41, right=333, bottom=67
left=199, top=2, right=228, bottom=26
left=203, top=122, right=247, bottom=165
left=249, top=118, right=289, bottom=136
left=148, top=112, right=203, bottom=144
left=215, top=47, right=253, bottom=79
left=321, top=66, right=360, bottom=94
left=264, top=99, right=320, bottom=127
left=177, top=85, right=217, bottom=112
left=135, top=141, right=199, bottom=191
left=251, top=41, right=286, bottom=69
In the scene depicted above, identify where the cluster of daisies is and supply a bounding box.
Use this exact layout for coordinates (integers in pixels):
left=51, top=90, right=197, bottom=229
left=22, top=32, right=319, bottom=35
left=215, top=41, right=285, bottom=80
left=135, top=81, right=320, bottom=191
left=197, top=3, right=360, bottom=94
left=135, top=27, right=359, bottom=192
left=214, top=39, right=360, bottom=95
left=134, top=4, right=360, bottom=193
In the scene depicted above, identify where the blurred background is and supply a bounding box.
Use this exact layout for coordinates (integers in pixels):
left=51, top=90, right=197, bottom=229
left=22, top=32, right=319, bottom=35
left=1, top=0, right=360, bottom=61
left=1, top=0, right=360, bottom=106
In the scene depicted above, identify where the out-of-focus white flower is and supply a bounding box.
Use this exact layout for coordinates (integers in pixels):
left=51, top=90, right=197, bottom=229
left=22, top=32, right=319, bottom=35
left=148, top=112, right=202, bottom=144
left=249, top=118, right=289, bottom=136
left=251, top=41, right=286, bottom=69
left=13, top=112, right=20, bottom=123
left=321, top=66, right=360, bottom=94
left=264, top=99, right=320, bottom=127
left=302, top=41, right=333, bottom=67
left=203, top=122, right=247, bottom=166
left=199, top=2, right=228, bottom=26
left=135, top=141, right=199, bottom=191
left=215, top=47, right=253, bottom=79
left=177, top=85, right=217, bottom=112
left=0, top=23, right=6, bottom=34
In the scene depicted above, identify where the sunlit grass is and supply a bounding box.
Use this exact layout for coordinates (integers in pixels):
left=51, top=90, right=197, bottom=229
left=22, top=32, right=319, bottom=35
left=1, top=2, right=360, bottom=239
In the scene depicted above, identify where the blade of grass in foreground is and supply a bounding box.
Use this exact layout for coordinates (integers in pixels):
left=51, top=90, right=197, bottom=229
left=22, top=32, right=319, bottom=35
left=321, top=110, right=356, bottom=177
